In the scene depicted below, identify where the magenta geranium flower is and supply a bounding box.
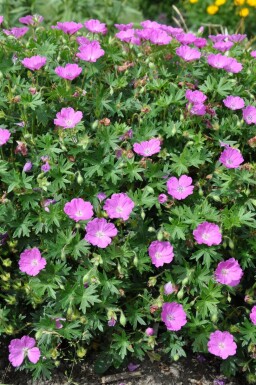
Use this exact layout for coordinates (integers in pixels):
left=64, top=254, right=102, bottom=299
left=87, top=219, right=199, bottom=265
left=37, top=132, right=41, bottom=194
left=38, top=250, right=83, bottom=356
left=190, top=103, right=206, bottom=116
left=148, top=240, right=174, bottom=268
left=219, top=147, right=244, bottom=169
left=19, top=14, right=44, bottom=25
left=115, top=29, right=139, bottom=44
left=0, top=128, right=11, bottom=146
left=147, top=29, right=172, bottom=45
left=228, top=34, right=246, bottom=43
left=103, top=193, right=134, bottom=221
left=84, top=19, right=107, bottom=34
left=19, top=247, right=47, bottom=276
left=114, top=23, right=134, bottom=31
left=55, top=63, right=82, bottom=80
left=224, top=58, right=242, bottom=73
left=164, top=282, right=175, bottom=295
left=167, top=175, right=194, bottom=200
left=176, top=46, right=201, bottom=61
left=133, top=138, right=161, bottom=157
left=0, top=16, right=3, bottom=25
left=54, top=107, right=83, bottom=129
left=209, top=34, right=227, bottom=42
left=64, top=198, right=93, bottom=222
left=3, top=27, right=29, bottom=38
left=76, top=41, right=105, bottom=62
left=185, top=90, right=207, bottom=105
left=9, top=336, right=40, bottom=367
left=213, top=41, right=233, bottom=52
left=251, top=51, right=256, bottom=58
left=243, top=106, right=256, bottom=124
left=207, top=331, right=237, bottom=359
left=161, top=302, right=187, bottom=331
left=223, top=96, right=244, bottom=110
left=140, top=20, right=162, bottom=29
left=214, top=258, right=243, bottom=286
left=85, top=218, right=118, bottom=248
left=21, top=55, right=47, bottom=71
left=158, top=194, right=167, bottom=203
left=250, top=306, right=256, bottom=325
left=194, top=37, right=207, bottom=48
left=56, top=21, right=83, bottom=35
left=193, top=222, right=222, bottom=246
left=207, top=53, right=229, bottom=69
left=176, top=32, right=196, bottom=45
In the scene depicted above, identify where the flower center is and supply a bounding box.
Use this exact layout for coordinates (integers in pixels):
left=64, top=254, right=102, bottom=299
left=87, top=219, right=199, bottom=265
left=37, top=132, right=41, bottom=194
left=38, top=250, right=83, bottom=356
left=65, top=119, right=73, bottom=126
left=167, top=314, right=175, bottom=321
left=76, top=210, right=83, bottom=217
left=218, top=342, right=225, bottom=350
left=144, top=148, right=151, bottom=155
left=221, top=269, right=228, bottom=276
left=116, top=206, right=123, bottom=213
left=202, top=232, right=210, bottom=240
left=177, top=185, right=185, bottom=193
left=155, top=252, right=162, bottom=259
left=96, top=231, right=105, bottom=239
left=227, top=158, right=233, bottom=165
left=32, top=259, right=38, bottom=266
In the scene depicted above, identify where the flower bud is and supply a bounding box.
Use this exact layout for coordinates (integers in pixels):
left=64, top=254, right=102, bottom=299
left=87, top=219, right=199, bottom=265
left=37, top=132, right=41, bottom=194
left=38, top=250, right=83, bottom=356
left=145, top=327, right=154, bottom=336
left=76, top=347, right=87, bottom=358
left=120, top=311, right=126, bottom=326
left=77, top=172, right=83, bottom=185
left=177, top=289, right=184, bottom=300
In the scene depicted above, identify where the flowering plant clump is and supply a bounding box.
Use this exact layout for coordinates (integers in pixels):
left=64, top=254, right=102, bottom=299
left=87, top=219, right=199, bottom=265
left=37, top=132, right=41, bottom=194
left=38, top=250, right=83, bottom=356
left=0, top=13, right=256, bottom=384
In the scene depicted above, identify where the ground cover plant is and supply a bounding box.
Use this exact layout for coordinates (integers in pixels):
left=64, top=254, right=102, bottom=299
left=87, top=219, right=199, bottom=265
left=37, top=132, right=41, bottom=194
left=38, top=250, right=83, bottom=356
left=1, top=13, right=256, bottom=384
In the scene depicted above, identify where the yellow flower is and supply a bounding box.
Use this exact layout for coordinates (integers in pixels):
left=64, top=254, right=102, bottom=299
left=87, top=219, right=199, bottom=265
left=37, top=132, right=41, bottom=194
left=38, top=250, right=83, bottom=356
left=215, top=0, right=226, bottom=5
left=247, top=0, right=256, bottom=6
left=239, top=6, right=250, bottom=15
left=234, top=0, right=245, bottom=5
left=207, top=4, right=219, bottom=14
left=189, top=0, right=198, bottom=3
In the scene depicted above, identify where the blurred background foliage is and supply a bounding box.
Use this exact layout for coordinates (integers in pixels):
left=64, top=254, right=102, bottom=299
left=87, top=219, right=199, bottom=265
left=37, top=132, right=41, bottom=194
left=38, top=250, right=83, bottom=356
left=1, top=0, right=256, bottom=39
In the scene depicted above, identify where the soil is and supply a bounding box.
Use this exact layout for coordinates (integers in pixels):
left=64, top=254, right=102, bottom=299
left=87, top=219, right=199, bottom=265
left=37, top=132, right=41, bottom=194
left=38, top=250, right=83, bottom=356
left=0, top=353, right=243, bottom=385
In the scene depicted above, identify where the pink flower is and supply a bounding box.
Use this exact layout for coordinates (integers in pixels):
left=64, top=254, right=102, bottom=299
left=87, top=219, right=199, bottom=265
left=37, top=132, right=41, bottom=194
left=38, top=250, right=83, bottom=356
left=213, top=41, right=233, bottom=52
left=9, top=336, right=40, bottom=367
left=208, top=34, right=227, bottom=42
left=147, top=29, right=172, bottom=45
left=54, top=107, right=83, bottom=129
left=53, top=317, right=66, bottom=329
left=167, top=175, right=194, bottom=200
left=176, top=46, right=201, bottom=61
left=3, top=27, right=29, bottom=38
left=19, top=14, right=44, bottom=25
left=145, top=327, right=154, bottom=336
left=108, top=318, right=116, bottom=326
left=0, top=16, right=3, bottom=25
left=219, top=147, right=244, bottom=168
left=214, top=258, right=243, bottom=286
left=64, top=198, right=93, bottom=222
left=207, top=331, right=237, bottom=359
left=148, top=240, right=174, bottom=268
left=164, top=282, right=175, bottom=295
left=76, top=41, right=105, bottom=62
left=158, top=194, right=167, bottom=204
left=224, top=58, right=242, bottom=73
left=251, top=51, right=256, bottom=58
left=190, top=103, right=206, bottom=116
left=0, top=128, right=11, bottom=146
left=21, top=55, right=47, bottom=71
left=185, top=90, right=207, bottom=105
left=223, top=96, right=244, bottom=110
left=97, top=192, right=107, bottom=202
left=41, top=162, right=50, bottom=173
left=84, top=19, right=107, bottom=34
left=250, top=306, right=256, bottom=325
left=193, top=222, right=222, bottom=246
left=243, top=106, right=256, bottom=124
left=194, top=37, right=207, bottom=48
left=207, top=53, right=230, bottom=69
left=76, top=36, right=90, bottom=45
left=176, top=32, right=196, bottom=45
left=85, top=218, right=118, bottom=248
left=140, top=20, right=162, bottom=29
left=19, top=247, right=47, bottom=276
left=55, top=63, right=82, bottom=80
left=23, top=161, right=32, bottom=172
left=228, top=34, right=246, bottom=43
left=161, top=302, right=187, bottom=331
left=56, top=21, right=83, bottom=35
left=103, top=193, right=135, bottom=221
left=115, top=29, right=136, bottom=43
left=133, top=138, right=161, bottom=157
left=114, top=23, right=134, bottom=31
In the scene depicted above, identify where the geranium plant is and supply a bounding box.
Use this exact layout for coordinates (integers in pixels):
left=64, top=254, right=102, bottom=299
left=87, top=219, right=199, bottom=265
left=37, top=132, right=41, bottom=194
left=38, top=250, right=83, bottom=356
left=0, top=13, right=256, bottom=384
